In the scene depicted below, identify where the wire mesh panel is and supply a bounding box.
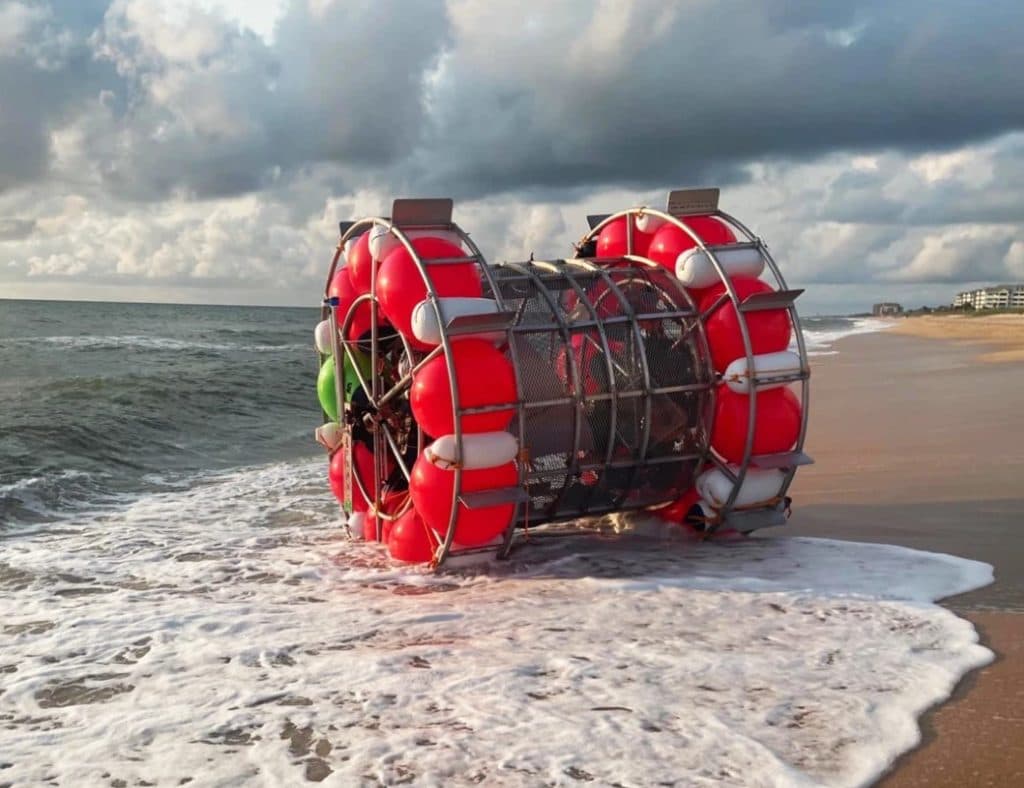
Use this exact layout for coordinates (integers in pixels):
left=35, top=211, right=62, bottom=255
left=484, top=259, right=714, bottom=525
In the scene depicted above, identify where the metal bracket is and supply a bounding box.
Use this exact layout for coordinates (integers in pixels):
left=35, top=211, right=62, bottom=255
left=391, top=198, right=453, bottom=227
left=446, top=311, right=516, bottom=336
left=739, top=289, right=804, bottom=312
left=459, top=488, right=530, bottom=509
left=666, top=188, right=720, bottom=216
left=722, top=499, right=789, bottom=532
left=750, top=451, right=814, bottom=470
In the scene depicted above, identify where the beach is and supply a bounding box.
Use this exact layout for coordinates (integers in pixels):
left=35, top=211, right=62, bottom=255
left=0, top=303, right=1016, bottom=786
left=891, top=312, right=1024, bottom=363
left=789, top=317, right=1024, bottom=786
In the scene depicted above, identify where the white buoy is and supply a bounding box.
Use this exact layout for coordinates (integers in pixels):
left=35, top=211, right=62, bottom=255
left=635, top=212, right=666, bottom=235
left=367, top=223, right=392, bottom=261
left=426, top=432, right=519, bottom=471
left=675, top=245, right=764, bottom=289
left=722, top=351, right=802, bottom=394
left=696, top=467, right=785, bottom=509
left=315, top=422, right=345, bottom=452
left=347, top=511, right=367, bottom=539
left=314, top=318, right=335, bottom=355
left=411, top=297, right=502, bottom=345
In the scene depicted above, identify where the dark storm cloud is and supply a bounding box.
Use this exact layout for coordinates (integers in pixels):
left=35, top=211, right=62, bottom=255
left=2, top=0, right=449, bottom=201
left=417, top=0, right=1024, bottom=198
left=4, top=0, right=1023, bottom=203
left=0, top=0, right=117, bottom=193
left=76, top=0, right=450, bottom=201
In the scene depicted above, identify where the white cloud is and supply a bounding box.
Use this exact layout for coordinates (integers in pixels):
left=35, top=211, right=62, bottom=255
left=0, top=1, right=49, bottom=54
left=908, top=149, right=994, bottom=188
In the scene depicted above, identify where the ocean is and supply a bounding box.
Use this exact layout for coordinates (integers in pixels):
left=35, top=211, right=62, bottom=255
left=3, top=299, right=985, bottom=788
left=0, top=299, right=319, bottom=528
left=0, top=302, right=888, bottom=528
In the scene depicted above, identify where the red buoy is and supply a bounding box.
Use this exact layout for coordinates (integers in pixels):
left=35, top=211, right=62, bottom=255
left=376, top=236, right=482, bottom=346
left=655, top=486, right=701, bottom=525
left=363, top=489, right=408, bottom=541
left=328, top=442, right=377, bottom=512
left=345, top=232, right=375, bottom=293
left=386, top=509, right=438, bottom=563
left=326, top=266, right=381, bottom=341
left=410, top=455, right=517, bottom=547
left=647, top=215, right=735, bottom=273
left=700, top=276, right=792, bottom=372
left=410, top=339, right=516, bottom=437
left=711, top=385, right=801, bottom=464
left=596, top=217, right=653, bottom=258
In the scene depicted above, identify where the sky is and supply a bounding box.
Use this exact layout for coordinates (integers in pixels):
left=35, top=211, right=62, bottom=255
left=1, top=0, right=1023, bottom=315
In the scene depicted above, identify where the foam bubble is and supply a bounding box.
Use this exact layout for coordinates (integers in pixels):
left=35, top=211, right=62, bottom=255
left=0, top=459, right=993, bottom=787
left=800, top=318, right=895, bottom=357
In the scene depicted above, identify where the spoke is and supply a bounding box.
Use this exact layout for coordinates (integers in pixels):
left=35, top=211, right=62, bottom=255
left=380, top=421, right=412, bottom=483
left=699, top=292, right=729, bottom=322
left=341, top=339, right=380, bottom=410
left=378, top=344, right=443, bottom=408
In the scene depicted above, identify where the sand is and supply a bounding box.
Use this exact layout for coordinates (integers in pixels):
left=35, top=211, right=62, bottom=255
left=891, top=313, right=1024, bottom=363
left=787, top=329, right=1024, bottom=785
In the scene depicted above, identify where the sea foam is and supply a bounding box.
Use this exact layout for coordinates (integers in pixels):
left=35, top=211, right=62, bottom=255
left=801, top=317, right=895, bottom=357
left=0, top=458, right=993, bottom=787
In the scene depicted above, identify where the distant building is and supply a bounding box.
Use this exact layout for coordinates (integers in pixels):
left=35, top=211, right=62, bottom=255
left=953, top=284, right=1024, bottom=310
left=872, top=302, right=903, bottom=316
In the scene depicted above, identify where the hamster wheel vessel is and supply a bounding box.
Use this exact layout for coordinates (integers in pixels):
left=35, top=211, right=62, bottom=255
left=314, top=190, right=812, bottom=567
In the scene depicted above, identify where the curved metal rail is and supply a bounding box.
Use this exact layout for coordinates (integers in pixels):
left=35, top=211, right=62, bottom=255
left=573, top=196, right=811, bottom=532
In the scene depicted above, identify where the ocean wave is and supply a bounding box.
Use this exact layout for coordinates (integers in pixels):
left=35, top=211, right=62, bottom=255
left=0, top=456, right=993, bottom=787
left=801, top=317, right=895, bottom=356
left=0, top=469, right=119, bottom=527
left=0, top=334, right=308, bottom=353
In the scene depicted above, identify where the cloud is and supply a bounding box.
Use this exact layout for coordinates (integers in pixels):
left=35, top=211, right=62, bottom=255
left=8, top=0, right=1024, bottom=202
left=877, top=229, right=1017, bottom=284
left=1, top=0, right=1024, bottom=313
left=69, top=0, right=451, bottom=200
left=0, top=2, right=50, bottom=53
left=0, top=218, right=36, bottom=241
left=0, top=0, right=115, bottom=193
left=414, top=0, right=1024, bottom=198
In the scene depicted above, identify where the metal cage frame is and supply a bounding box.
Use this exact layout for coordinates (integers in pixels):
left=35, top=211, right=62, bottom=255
left=485, top=255, right=717, bottom=547
left=574, top=190, right=812, bottom=532
left=319, top=190, right=811, bottom=567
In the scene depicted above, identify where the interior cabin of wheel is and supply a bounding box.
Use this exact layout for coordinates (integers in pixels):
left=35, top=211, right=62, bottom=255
left=312, top=190, right=812, bottom=568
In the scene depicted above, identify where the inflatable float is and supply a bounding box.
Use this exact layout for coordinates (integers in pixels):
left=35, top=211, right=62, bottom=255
left=313, top=190, right=811, bottom=567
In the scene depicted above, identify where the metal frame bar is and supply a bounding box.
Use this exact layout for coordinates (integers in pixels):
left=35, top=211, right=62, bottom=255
left=502, top=261, right=587, bottom=518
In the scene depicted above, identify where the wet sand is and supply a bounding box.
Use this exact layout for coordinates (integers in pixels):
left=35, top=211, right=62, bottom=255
left=786, top=330, right=1024, bottom=785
